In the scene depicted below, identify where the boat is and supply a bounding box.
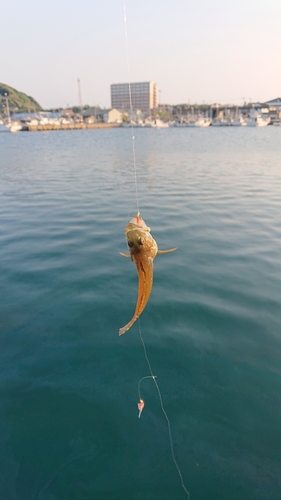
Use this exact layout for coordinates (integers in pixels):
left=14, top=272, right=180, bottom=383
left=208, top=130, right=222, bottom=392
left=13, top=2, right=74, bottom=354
left=9, top=121, right=23, bottom=132
left=151, top=119, right=169, bottom=128
left=122, top=120, right=137, bottom=127
left=143, top=120, right=153, bottom=127
left=201, top=118, right=211, bottom=127
left=1, top=94, right=22, bottom=131
left=231, top=116, right=247, bottom=127
left=49, top=118, right=61, bottom=126
left=212, top=118, right=231, bottom=126
left=122, top=119, right=144, bottom=127
left=174, top=121, right=186, bottom=127
left=0, top=121, right=9, bottom=132
left=38, top=116, right=50, bottom=125
left=186, top=107, right=197, bottom=127
left=211, top=120, right=222, bottom=127
left=134, top=121, right=145, bottom=127
left=195, top=117, right=211, bottom=127
left=246, top=115, right=270, bottom=127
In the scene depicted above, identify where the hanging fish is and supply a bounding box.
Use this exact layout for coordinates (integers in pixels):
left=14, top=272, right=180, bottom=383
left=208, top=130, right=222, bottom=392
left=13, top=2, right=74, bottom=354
left=119, top=213, right=177, bottom=336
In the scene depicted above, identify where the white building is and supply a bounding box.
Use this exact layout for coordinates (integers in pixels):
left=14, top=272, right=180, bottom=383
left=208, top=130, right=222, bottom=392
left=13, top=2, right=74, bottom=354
left=265, top=98, right=281, bottom=119
left=110, top=81, right=158, bottom=112
left=103, top=108, right=123, bottom=123
left=82, top=107, right=123, bottom=123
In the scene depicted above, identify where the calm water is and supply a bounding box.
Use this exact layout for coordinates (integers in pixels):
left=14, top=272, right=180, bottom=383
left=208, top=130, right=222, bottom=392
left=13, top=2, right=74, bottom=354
left=1, top=127, right=281, bottom=500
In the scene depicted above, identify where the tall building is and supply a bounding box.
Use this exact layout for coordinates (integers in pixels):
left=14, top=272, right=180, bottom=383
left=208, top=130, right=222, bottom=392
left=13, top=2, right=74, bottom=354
left=110, top=81, right=158, bottom=111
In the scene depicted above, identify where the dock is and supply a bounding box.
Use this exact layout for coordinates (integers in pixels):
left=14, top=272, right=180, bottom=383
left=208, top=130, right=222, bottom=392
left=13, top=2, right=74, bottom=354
left=23, top=122, right=122, bottom=132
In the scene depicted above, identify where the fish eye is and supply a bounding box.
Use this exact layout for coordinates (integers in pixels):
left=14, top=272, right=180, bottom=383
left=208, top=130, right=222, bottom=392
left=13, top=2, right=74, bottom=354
left=138, top=238, right=143, bottom=245
left=128, top=241, right=134, bottom=248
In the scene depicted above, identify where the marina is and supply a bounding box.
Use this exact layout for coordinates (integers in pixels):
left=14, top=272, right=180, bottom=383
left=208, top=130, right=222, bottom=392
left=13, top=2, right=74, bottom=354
left=0, top=115, right=279, bottom=132
left=1, top=106, right=279, bottom=133
left=1, top=90, right=281, bottom=132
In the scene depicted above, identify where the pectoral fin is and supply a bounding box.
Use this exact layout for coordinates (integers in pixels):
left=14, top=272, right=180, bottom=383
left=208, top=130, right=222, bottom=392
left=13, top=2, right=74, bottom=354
left=157, top=247, right=177, bottom=254
left=119, top=252, right=130, bottom=257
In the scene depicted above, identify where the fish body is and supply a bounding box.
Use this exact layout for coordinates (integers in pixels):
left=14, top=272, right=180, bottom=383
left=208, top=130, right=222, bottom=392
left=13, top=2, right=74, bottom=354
left=119, top=215, right=176, bottom=336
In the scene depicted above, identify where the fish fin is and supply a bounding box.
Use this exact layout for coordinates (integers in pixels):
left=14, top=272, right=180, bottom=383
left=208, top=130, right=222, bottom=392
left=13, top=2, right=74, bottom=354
left=157, top=247, right=177, bottom=254
left=119, top=252, right=130, bottom=257
left=119, top=317, right=138, bottom=336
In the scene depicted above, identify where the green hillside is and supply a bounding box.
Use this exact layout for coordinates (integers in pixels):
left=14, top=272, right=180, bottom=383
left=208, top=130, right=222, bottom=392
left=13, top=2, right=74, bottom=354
left=0, top=83, right=42, bottom=113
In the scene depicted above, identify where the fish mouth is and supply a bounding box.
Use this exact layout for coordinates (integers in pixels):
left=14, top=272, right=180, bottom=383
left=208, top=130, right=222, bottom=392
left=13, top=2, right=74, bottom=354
left=128, top=216, right=151, bottom=232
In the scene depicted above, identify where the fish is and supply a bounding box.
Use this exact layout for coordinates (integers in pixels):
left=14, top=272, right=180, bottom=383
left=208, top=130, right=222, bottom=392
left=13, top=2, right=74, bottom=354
left=119, top=214, right=177, bottom=336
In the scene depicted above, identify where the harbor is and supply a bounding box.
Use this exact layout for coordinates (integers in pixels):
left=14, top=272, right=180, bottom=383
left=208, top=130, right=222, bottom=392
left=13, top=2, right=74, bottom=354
left=1, top=113, right=281, bottom=132
left=1, top=105, right=280, bottom=132
left=1, top=85, right=281, bottom=131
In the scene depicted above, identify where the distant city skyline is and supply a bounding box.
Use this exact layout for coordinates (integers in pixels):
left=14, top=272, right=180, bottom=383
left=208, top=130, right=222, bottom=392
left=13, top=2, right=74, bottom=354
left=1, top=0, right=280, bottom=109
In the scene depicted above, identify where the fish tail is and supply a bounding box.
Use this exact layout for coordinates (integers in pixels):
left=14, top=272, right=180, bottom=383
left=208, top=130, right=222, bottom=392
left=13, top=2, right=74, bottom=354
left=119, top=316, right=138, bottom=336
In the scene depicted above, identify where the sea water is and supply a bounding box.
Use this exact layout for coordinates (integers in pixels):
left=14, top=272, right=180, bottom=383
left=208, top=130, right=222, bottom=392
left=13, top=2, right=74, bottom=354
left=1, top=126, right=281, bottom=500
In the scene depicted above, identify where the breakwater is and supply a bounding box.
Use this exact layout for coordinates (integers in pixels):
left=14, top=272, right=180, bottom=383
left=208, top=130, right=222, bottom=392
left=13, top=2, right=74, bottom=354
left=23, top=122, right=121, bottom=132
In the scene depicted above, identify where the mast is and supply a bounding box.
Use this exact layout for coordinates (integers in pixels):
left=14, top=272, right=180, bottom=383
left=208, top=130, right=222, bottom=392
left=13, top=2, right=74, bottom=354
left=5, top=93, right=11, bottom=124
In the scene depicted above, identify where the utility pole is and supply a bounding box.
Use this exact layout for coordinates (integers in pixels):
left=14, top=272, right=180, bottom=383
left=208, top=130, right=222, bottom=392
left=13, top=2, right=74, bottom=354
left=77, top=78, right=83, bottom=111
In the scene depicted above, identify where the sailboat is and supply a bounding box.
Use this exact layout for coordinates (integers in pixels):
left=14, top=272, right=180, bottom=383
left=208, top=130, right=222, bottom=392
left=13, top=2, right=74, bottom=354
left=231, top=115, right=247, bottom=126
left=246, top=105, right=270, bottom=127
left=3, top=93, right=22, bottom=132
left=195, top=115, right=211, bottom=127
left=246, top=114, right=270, bottom=127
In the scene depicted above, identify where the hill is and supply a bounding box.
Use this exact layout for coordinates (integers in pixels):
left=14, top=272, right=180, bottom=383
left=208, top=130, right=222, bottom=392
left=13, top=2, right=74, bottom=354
left=0, top=83, right=42, bottom=113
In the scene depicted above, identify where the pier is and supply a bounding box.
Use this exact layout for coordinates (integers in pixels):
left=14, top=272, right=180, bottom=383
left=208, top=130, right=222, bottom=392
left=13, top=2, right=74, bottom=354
left=23, top=122, right=121, bottom=132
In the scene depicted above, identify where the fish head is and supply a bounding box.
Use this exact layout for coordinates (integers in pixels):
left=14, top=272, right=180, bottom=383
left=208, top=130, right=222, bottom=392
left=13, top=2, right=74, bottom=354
left=124, top=216, right=156, bottom=257
left=125, top=226, right=148, bottom=254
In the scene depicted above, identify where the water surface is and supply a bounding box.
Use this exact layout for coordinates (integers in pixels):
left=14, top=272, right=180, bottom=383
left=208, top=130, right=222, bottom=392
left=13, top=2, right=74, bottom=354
left=1, top=127, right=281, bottom=499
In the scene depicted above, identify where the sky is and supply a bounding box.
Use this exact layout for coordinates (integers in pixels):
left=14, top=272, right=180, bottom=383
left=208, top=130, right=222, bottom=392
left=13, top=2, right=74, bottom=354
left=1, top=0, right=280, bottom=109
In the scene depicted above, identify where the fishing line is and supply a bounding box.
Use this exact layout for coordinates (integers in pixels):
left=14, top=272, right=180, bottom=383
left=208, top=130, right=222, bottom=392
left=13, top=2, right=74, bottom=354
left=138, top=375, right=157, bottom=401
left=138, top=321, right=190, bottom=499
left=122, top=3, right=190, bottom=498
left=123, top=0, right=139, bottom=214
